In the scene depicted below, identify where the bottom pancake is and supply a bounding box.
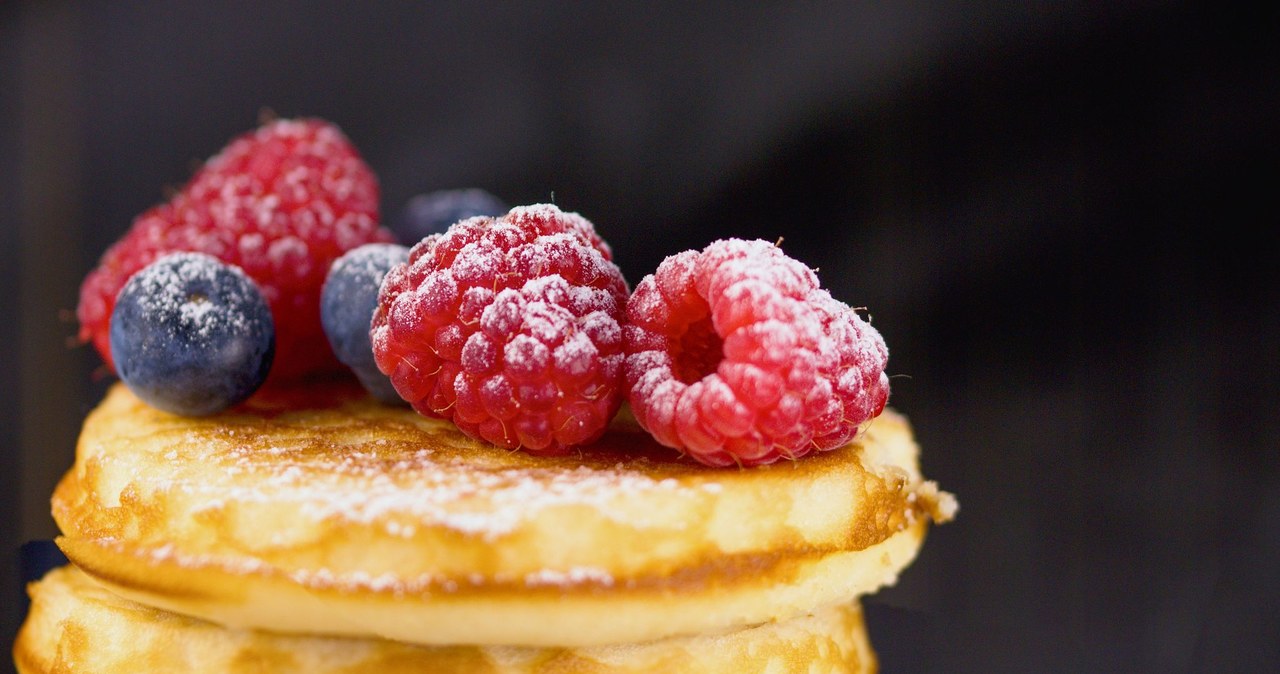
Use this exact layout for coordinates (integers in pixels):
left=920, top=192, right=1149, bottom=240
left=15, top=565, right=877, bottom=674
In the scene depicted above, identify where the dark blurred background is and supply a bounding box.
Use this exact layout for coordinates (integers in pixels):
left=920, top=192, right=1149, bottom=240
left=2, top=1, right=1276, bottom=672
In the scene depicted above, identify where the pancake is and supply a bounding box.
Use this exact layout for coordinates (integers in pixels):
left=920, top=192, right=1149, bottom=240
left=14, top=565, right=877, bottom=674
left=52, top=381, right=955, bottom=647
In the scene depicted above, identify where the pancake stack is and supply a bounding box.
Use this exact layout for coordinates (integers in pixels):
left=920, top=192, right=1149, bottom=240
left=15, top=380, right=954, bottom=673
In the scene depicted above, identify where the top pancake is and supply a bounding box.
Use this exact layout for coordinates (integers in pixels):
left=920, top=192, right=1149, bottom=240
left=53, top=380, right=954, bottom=647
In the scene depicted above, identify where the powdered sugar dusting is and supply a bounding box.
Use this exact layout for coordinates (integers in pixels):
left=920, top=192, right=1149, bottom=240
left=554, top=331, right=598, bottom=377
left=178, top=295, right=217, bottom=325
left=123, top=252, right=265, bottom=340
left=186, top=423, right=689, bottom=543
left=525, top=566, right=615, bottom=588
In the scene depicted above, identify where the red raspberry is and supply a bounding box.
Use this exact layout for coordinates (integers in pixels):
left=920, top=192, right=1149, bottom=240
left=77, top=118, right=393, bottom=380
left=371, top=204, right=628, bottom=454
left=623, top=239, right=889, bottom=467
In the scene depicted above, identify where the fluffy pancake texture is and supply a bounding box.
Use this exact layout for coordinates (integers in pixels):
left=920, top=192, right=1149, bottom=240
left=52, top=381, right=954, bottom=647
left=15, top=565, right=877, bottom=674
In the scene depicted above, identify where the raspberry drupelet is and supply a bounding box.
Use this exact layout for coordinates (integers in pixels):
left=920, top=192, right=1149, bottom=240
left=371, top=204, right=629, bottom=454
left=77, top=118, right=392, bottom=380
left=623, top=239, right=889, bottom=467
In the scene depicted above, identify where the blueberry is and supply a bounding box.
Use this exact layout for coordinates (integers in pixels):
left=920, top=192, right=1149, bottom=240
left=109, top=252, right=275, bottom=416
left=392, top=188, right=507, bottom=245
left=321, top=243, right=410, bottom=403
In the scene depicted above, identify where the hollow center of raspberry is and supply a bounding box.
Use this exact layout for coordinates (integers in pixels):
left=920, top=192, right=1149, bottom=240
left=671, top=315, right=723, bottom=384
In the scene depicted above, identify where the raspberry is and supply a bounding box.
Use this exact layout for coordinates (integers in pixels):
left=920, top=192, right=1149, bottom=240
left=371, top=204, right=628, bottom=454
left=77, top=118, right=393, bottom=380
left=623, top=239, right=889, bottom=467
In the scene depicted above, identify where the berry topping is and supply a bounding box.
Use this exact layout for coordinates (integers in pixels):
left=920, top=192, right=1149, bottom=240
left=371, top=204, right=628, bottom=454
left=392, top=188, right=508, bottom=245
left=77, top=118, right=394, bottom=381
left=321, top=243, right=410, bottom=403
left=623, top=239, right=889, bottom=467
left=109, top=252, right=275, bottom=416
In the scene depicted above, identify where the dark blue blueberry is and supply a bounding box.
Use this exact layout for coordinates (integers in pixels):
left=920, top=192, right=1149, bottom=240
left=321, top=243, right=410, bottom=403
left=109, top=252, right=275, bottom=416
left=391, top=188, right=507, bottom=245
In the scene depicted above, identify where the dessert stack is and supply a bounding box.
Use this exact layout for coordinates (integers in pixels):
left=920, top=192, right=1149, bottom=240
left=14, top=118, right=954, bottom=673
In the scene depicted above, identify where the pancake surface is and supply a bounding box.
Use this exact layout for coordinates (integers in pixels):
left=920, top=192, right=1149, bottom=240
left=15, top=565, right=877, bottom=674
left=53, top=381, right=954, bottom=647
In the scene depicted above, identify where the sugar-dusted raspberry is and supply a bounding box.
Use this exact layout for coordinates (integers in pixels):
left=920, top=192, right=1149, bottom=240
left=371, top=204, right=628, bottom=454
left=623, top=239, right=889, bottom=467
left=77, top=118, right=393, bottom=380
